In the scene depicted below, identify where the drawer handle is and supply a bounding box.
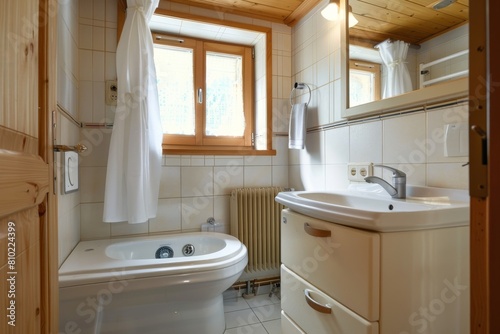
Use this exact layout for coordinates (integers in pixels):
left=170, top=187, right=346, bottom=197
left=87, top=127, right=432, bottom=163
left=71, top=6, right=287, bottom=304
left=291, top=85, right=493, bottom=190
left=304, top=289, right=332, bottom=314
left=304, top=223, right=331, bottom=237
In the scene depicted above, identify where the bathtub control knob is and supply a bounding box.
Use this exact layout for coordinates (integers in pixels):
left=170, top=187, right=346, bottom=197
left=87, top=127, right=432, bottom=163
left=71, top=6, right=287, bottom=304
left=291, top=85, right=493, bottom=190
left=182, top=244, right=195, bottom=256
left=156, top=246, right=174, bottom=259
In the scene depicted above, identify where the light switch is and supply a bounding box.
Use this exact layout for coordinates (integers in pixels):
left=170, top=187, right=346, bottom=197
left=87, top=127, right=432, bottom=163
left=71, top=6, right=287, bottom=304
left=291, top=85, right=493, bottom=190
left=444, top=122, right=468, bottom=157
left=64, top=151, right=79, bottom=193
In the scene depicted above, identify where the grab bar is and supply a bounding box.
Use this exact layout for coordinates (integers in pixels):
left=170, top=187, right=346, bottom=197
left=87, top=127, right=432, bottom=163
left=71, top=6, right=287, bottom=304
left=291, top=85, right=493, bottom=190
left=53, top=143, right=88, bottom=153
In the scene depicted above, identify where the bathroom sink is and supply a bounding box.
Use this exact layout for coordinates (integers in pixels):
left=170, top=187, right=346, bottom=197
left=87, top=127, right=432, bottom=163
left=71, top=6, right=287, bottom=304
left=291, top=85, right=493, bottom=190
left=275, top=185, right=469, bottom=232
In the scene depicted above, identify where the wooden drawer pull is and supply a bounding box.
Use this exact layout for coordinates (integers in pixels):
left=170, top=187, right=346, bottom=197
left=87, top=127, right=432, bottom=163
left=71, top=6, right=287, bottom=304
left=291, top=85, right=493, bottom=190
left=304, top=223, right=331, bottom=237
left=304, top=289, right=332, bottom=314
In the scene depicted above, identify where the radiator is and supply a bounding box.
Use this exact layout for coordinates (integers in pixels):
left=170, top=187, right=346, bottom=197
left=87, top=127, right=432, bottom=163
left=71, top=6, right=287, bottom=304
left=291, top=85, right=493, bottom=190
left=230, top=187, right=286, bottom=275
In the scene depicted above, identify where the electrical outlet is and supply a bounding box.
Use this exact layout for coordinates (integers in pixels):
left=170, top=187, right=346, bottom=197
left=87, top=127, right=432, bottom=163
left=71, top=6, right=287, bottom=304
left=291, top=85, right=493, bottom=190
left=105, top=80, right=118, bottom=106
left=348, top=163, right=373, bottom=181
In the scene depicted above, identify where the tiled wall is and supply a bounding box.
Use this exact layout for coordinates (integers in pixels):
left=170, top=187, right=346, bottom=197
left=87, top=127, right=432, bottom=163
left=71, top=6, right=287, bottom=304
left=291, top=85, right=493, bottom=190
left=57, top=0, right=80, bottom=266
left=76, top=0, right=291, bottom=240
left=288, top=2, right=469, bottom=193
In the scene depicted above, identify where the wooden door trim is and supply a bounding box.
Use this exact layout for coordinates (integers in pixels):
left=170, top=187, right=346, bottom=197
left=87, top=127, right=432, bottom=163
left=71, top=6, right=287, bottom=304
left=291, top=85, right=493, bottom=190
left=38, top=0, right=59, bottom=331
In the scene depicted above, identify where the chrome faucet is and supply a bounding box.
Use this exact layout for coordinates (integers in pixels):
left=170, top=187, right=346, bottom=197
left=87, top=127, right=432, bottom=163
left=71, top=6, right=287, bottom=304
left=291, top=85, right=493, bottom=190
left=364, top=165, right=406, bottom=199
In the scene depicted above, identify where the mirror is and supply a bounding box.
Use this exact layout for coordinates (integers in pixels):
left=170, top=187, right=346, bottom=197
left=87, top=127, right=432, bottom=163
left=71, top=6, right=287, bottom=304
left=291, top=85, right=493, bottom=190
left=344, top=0, right=469, bottom=118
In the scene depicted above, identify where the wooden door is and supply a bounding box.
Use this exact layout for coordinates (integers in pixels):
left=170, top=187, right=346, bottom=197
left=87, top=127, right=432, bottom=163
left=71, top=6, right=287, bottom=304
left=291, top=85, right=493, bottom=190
left=470, top=1, right=500, bottom=333
left=0, top=0, right=58, bottom=333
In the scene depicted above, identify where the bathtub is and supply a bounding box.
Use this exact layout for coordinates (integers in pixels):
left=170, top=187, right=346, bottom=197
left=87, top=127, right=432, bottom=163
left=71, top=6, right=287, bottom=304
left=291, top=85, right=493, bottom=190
left=59, top=232, right=247, bottom=334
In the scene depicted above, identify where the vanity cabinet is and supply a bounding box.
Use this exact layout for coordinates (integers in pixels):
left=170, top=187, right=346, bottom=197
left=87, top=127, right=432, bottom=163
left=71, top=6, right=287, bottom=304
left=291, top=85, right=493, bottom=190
left=280, top=209, right=469, bottom=334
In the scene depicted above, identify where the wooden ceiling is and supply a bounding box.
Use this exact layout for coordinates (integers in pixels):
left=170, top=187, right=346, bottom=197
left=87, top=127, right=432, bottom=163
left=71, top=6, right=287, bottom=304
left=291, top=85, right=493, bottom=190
left=349, top=0, right=469, bottom=46
left=165, top=0, right=322, bottom=26
left=166, top=0, right=468, bottom=45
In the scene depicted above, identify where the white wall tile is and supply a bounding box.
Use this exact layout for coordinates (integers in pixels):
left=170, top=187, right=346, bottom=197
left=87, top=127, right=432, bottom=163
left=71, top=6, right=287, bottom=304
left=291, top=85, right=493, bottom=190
left=79, top=167, right=106, bottom=203
left=92, top=26, right=105, bottom=51
left=181, top=166, right=214, bottom=197
left=79, top=0, right=93, bottom=19
left=149, top=198, right=182, bottom=233
left=159, top=166, right=181, bottom=198
left=92, top=51, right=105, bottom=81
left=325, top=126, right=349, bottom=164
left=92, top=81, right=106, bottom=122
left=214, top=195, right=230, bottom=229
left=299, top=164, right=325, bottom=191
left=288, top=165, right=304, bottom=191
left=80, top=203, right=111, bottom=240
left=349, top=121, right=382, bottom=163
left=272, top=165, right=289, bottom=187
left=427, top=163, right=469, bottom=189
left=93, top=0, right=106, bottom=21
left=300, top=131, right=325, bottom=165
left=213, top=166, right=244, bottom=195
left=325, top=164, right=349, bottom=190
left=79, top=24, right=92, bottom=49
left=111, top=221, right=149, bottom=237
left=383, top=112, right=426, bottom=164
left=181, top=196, right=214, bottom=231
left=79, top=49, right=93, bottom=81
left=244, top=166, right=272, bottom=187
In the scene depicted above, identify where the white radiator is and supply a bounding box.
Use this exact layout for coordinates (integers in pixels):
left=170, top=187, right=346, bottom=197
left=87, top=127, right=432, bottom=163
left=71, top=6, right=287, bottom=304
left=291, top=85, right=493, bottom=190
left=230, top=187, right=286, bottom=276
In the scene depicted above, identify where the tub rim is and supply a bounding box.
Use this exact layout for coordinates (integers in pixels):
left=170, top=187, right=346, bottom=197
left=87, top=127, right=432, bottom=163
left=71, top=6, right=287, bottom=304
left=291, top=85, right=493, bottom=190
left=59, top=232, right=247, bottom=288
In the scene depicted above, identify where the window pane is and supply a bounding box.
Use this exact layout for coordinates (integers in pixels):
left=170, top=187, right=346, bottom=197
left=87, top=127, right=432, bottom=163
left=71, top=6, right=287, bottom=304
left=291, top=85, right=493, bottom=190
left=205, top=52, right=245, bottom=137
left=350, top=69, right=376, bottom=107
left=154, top=45, right=195, bottom=135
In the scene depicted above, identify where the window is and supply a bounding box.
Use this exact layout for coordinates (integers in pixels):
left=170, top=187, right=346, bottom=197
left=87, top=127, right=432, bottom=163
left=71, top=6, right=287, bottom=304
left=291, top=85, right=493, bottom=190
left=349, top=59, right=381, bottom=107
left=153, top=34, right=254, bottom=152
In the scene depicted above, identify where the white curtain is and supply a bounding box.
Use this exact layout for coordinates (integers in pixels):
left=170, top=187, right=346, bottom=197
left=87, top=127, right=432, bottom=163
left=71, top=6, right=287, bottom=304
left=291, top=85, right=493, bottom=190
left=103, top=0, right=162, bottom=224
left=377, top=40, right=413, bottom=99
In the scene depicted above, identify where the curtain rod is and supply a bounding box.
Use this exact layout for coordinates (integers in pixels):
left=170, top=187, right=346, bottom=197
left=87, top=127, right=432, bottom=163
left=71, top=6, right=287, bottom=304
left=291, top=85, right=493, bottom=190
left=153, top=33, right=185, bottom=43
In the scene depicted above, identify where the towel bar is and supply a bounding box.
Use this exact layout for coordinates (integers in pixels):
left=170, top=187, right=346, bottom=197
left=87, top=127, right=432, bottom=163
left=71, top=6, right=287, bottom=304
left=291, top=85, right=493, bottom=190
left=290, top=82, right=311, bottom=107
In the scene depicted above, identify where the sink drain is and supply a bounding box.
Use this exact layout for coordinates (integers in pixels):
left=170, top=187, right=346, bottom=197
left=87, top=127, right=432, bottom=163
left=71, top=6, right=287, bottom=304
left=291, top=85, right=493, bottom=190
left=155, top=246, right=174, bottom=259
left=182, top=244, right=195, bottom=256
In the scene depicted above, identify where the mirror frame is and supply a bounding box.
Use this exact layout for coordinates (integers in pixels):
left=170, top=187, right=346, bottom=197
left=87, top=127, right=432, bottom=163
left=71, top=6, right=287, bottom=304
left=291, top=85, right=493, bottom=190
left=341, top=1, right=469, bottom=119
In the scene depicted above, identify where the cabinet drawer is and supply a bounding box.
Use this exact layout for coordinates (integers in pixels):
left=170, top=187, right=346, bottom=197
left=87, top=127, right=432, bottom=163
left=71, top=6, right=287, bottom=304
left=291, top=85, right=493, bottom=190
left=281, top=310, right=305, bottom=333
left=281, top=209, right=380, bottom=321
left=281, top=265, right=379, bottom=334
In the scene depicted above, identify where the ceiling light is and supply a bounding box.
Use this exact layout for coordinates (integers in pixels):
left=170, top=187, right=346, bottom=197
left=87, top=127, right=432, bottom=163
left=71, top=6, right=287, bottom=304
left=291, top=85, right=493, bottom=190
left=433, top=0, right=457, bottom=10
left=321, top=0, right=340, bottom=21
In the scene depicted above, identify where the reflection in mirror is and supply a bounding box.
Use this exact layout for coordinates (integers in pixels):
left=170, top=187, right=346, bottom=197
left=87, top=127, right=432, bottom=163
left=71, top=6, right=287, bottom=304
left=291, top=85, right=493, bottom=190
left=349, top=58, right=381, bottom=107
left=346, top=0, right=469, bottom=110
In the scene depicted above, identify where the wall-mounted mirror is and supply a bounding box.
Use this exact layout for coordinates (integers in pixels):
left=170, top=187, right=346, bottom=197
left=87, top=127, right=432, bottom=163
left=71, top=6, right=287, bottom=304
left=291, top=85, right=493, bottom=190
left=344, top=0, right=469, bottom=118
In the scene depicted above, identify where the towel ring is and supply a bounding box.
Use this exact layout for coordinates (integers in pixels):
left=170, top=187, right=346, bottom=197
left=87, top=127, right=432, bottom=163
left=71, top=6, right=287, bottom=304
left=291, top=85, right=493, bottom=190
left=289, top=82, right=311, bottom=107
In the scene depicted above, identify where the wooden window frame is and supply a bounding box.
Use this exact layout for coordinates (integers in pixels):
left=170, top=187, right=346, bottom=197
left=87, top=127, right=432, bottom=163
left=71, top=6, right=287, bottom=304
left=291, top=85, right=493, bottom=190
left=117, top=6, right=275, bottom=156
left=154, top=35, right=254, bottom=151
left=349, top=59, right=381, bottom=105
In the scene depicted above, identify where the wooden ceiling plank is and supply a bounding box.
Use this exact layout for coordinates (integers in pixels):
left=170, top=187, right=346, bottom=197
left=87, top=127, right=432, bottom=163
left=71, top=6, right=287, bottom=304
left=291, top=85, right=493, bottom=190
left=353, top=1, right=449, bottom=35
left=354, top=0, right=466, bottom=27
left=405, top=0, right=468, bottom=20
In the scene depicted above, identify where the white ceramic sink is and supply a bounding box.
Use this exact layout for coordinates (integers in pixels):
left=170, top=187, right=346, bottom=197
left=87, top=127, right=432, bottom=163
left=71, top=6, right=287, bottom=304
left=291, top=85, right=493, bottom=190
left=275, top=184, right=469, bottom=232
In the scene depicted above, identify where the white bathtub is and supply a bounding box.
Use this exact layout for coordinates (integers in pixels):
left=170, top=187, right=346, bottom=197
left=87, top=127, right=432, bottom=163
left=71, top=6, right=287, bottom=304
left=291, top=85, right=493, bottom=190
left=59, top=232, right=247, bottom=334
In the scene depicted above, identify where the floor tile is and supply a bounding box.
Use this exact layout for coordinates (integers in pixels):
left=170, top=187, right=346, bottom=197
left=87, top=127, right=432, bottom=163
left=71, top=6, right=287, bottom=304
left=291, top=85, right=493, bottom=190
left=252, top=303, right=282, bottom=322
left=262, top=319, right=281, bottom=334
left=225, top=308, right=260, bottom=329
left=224, top=323, right=268, bottom=334
left=245, top=294, right=280, bottom=308
left=224, top=297, right=250, bottom=313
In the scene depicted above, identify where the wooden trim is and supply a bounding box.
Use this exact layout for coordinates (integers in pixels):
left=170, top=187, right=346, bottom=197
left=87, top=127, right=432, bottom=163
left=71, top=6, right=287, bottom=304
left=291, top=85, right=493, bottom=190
left=163, top=145, right=276, bottom=156
left=488, top=0, right=500, bottom=331
left=283, top=0, right=322, bottom=26
left=153, top=8, right=273, bottom=34
left=38, top=0, right=59, bottom=331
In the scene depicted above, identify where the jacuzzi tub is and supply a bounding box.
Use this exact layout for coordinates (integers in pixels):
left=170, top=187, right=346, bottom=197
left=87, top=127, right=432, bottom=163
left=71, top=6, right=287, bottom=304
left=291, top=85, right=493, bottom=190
left=59, top=232, right=247, bottom=334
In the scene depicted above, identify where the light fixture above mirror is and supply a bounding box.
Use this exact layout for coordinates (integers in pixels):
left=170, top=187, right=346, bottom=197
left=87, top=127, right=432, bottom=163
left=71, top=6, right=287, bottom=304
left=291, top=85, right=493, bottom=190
left=321, top=0, right=358, bottom=27
left=321, top=0, right=339, bottom=21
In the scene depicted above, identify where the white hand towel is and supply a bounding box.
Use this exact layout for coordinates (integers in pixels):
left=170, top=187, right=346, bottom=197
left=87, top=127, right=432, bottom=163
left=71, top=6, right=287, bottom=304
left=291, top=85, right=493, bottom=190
left=288, top=103, right=307, bottom=149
